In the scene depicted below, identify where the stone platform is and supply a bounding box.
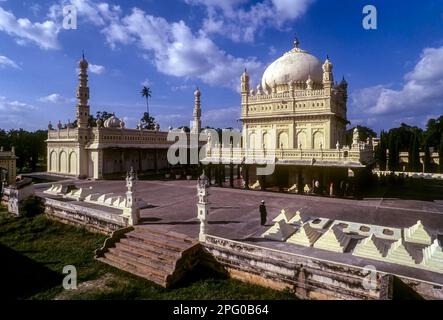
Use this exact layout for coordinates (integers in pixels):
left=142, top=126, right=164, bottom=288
left=35, top=179, right=443, bottom=298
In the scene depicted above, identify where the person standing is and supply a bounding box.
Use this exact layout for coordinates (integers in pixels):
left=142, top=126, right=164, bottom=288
left=259, top=200, right=267, bottom=226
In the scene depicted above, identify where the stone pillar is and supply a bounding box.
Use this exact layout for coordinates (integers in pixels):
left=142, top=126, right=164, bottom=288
left=196, top=172, right=210, bottom=242
left=122, top=167, right=140, bottom=225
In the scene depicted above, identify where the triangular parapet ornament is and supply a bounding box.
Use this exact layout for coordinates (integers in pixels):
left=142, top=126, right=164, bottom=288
left=404, top=220, right=432, bottom=245
left=313, top=225, right=350, bottom=253
left=353, top=234, right=384, bottom=260
left=272, top=209, right=300, bottom=224
left=262, top=220, right=296, bottom=242
left=421, top=239, right=443, bottom=272
left=385, top=238, right=416, bottom=266
left=286, top=223, right=321, bottom=247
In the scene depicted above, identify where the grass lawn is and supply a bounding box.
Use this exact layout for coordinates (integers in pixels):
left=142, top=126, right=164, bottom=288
left=0, top=207, right=296, bottom=300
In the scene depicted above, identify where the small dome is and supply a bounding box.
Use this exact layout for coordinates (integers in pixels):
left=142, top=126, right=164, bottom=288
left=194, top=88, right=201, bottom=97
left=104, top=114, right=122, bottom=128
left=261, top=39, right=322, bottom=89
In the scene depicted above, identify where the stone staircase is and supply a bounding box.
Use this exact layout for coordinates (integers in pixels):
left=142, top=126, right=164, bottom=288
left=96, top=226, right=201, bottom=288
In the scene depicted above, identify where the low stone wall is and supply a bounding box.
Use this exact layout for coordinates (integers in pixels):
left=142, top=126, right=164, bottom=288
left=202, top=235, right=443, bottom=300
left=41, top=197, right=128, bottom=235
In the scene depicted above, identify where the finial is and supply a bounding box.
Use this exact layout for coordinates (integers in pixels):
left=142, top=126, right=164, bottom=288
left=294, top=34, right=299, bottom=48
left=82, top=50, right=85, bottom=60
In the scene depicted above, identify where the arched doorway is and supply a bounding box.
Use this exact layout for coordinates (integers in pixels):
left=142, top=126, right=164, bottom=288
left=59, top=151, right=67, bottom=173
left=313, top=131, right=324, bottom=149
left=69, top=152, right=78, bottom=175
left=49, top=151, right=57, bottom=172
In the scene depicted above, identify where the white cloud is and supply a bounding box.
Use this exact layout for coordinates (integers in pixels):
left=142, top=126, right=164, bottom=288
left=89, top=63, right=105, bottom=74
left=48, top=0, right=121, bottom=25
left=0, top=96, right=35, bottom=112
left=0, top=6, right=60, bottom=50
left=103, top=8, right=262, bottom=89
left=39, top=93, right=74, bottom=104
left=0, top=55, right=20, bottom=69
left=187, top=0, right=314, bottom=43
left=352, top=46, right=443, bottom=116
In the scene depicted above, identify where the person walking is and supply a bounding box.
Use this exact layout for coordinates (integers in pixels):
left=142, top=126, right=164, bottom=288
left=260, top=200, right=267, bottom=226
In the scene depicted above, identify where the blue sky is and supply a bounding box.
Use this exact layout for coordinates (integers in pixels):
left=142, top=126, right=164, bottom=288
left=0, top=0, right=442, bottom=134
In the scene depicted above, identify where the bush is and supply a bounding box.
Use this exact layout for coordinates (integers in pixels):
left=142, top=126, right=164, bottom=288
left=20, top=197, right=44, bottom=218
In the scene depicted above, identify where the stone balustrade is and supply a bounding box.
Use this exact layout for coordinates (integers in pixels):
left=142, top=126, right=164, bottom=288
left=205, top=146, right=373, bottom=165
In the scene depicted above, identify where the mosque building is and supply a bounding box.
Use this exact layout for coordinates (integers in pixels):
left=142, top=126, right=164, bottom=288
left=203, top=36, right=374, bottom=193
left=46, top=54, right=203, bottom=180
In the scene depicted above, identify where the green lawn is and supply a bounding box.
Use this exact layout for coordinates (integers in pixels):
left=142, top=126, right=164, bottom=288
left=0, top=207, right=296, bottom=300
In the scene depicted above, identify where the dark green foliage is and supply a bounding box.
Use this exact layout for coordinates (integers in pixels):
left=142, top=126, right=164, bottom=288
left=388, top=132, right=399, bottom=171
left=346, top=125, right=377, bottom=146
left=0, top=129, right=47, bottom=172
left=0, top=207, right=297, bottom=300
left=140, top=112, right=157, bottom=130
left=376, top=131, right=388, bottom=170
left=20, top=196, right=44, bottom=218
left=141, top=86, right=152, bottom=115
left=408, top=133, right=421, bottom=172
left=439, top=133, right=443, bottom=173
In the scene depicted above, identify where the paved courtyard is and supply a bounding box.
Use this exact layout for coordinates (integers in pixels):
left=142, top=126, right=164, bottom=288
left=38, top=179, right=443, bottom=285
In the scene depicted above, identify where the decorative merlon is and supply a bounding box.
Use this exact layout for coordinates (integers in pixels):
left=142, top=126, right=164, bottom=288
left=385, top=238, right=416, bottom=266
left=262, top=220, right=296, bottom=242
left=404, top=220, right=432, bottom=245
left=313, top=225, right=350, bottom=253
left=421, top=239, right=443, bottom=272
left=353, top=234, right=384, bottom=260
left=286, top=223, right=321, bottom=247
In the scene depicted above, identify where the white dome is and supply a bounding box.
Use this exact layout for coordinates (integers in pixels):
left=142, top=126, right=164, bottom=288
left=104, top=115, right=122, bottom=128
left=261, top=44, right=322, bottom=89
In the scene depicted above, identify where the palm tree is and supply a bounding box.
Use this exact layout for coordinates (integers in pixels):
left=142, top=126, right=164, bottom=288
left=141, top=86, right=152, bottom=115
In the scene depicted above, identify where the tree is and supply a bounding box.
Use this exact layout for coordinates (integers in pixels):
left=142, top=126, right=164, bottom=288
left=388, top=132, right=399, bottom=171
left=408, top=133, right=420, bottom=172
left=439, top=132, right=443, bottom=173
left=376, top=130, right=388, bottom=170
left=139, top=112, right=157, bottom=130
left=346, top=125, right=377, bottom=146
left=73, top=110, right=113, bottom=127
left=141, top=86, right=152, bottom=115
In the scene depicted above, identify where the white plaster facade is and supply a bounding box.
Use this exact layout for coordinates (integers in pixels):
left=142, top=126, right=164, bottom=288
left=47, top=55, right=199, bottom=179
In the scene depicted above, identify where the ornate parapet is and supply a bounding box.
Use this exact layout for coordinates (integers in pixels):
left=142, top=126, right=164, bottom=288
left=202, top=145, right=373, bottom=167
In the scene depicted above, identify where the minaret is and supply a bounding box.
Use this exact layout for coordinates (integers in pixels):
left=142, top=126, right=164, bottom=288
left=322, top=55, right=334, bottom=92
left=76, top=52, right=90, bottom=129
left=196, top=171, right=210, bottom=242
left=241, top=69, right=249, bottom=116
left=191, top=88, right=201, bottom=134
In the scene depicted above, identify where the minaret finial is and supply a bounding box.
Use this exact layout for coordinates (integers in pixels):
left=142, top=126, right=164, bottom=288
left=294, top=34, right=299, bottom=48
left=82, top=50, right=85, bottom=60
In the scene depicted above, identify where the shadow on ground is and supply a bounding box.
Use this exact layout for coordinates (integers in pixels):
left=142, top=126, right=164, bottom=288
left=0, top=243, right=62, bottom=299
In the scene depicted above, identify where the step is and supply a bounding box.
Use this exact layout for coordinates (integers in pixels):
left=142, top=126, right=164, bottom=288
left=126, top=231, right=193, bottom=252
left=116, top=240, right=180, bottom=263
left=104, top=252, right=167, bottom=285
left=108, top=246, right=175, bottom=274
left=97, top=256, right=166, bottom=287
left=133, top=226, right=197, bottom=244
